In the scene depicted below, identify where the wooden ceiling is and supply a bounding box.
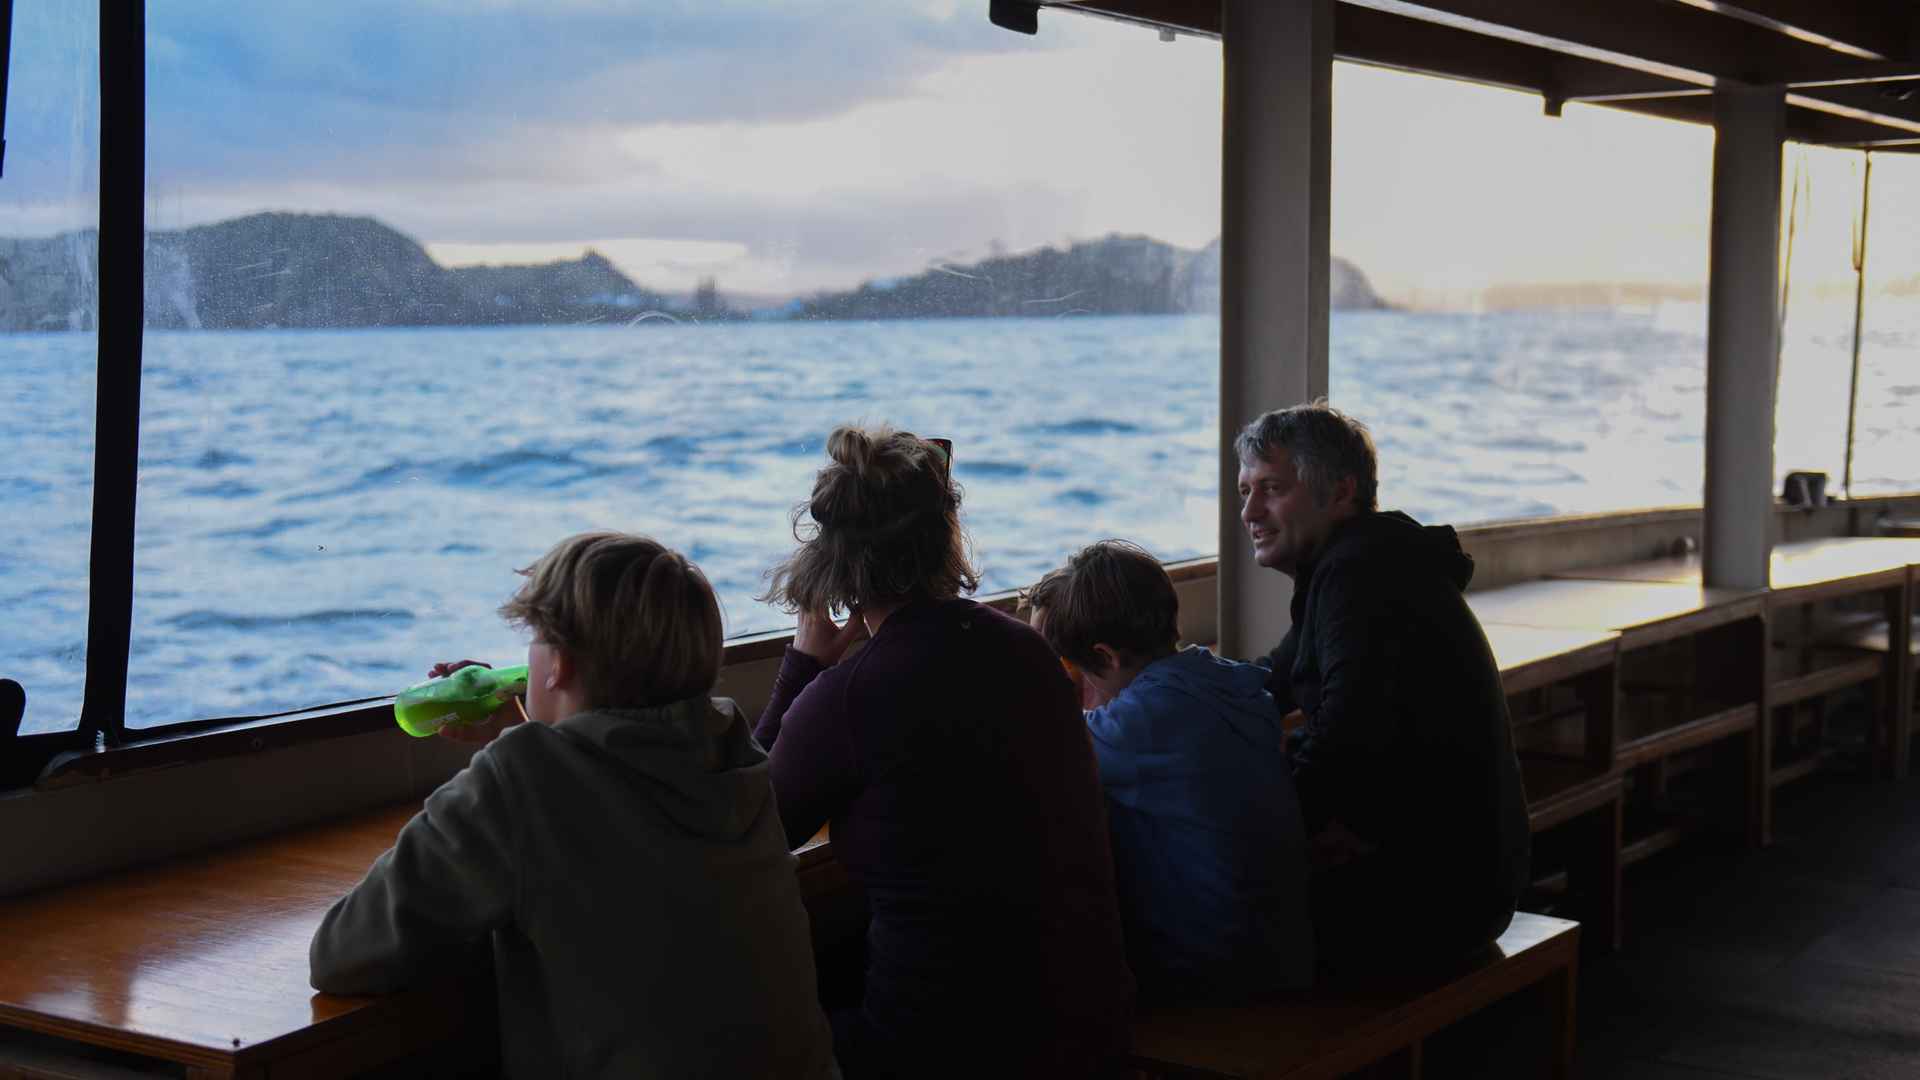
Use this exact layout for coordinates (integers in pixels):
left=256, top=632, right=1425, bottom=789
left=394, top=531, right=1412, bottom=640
left=1034, top=1, right=1920, bottom=151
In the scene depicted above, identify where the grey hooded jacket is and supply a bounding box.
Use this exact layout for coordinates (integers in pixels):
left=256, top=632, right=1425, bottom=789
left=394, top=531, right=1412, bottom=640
left=309, top=698, right=837, bottom=1079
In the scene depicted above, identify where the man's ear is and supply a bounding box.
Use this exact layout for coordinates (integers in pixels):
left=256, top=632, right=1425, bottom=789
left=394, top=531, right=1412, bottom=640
left=1331, top=473, right=1359, bottom=512
left=1090, top=643, right=1123, bottom=676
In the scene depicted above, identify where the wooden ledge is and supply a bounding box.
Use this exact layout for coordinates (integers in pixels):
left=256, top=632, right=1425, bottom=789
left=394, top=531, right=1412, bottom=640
left=1770, top=656, right=1886, bottom=707
left=1616, top=702, right=1757, bottom=769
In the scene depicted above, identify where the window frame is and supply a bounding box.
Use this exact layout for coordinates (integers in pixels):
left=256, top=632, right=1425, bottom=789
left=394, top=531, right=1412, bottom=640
left=78, top=0, right=144, bottom=753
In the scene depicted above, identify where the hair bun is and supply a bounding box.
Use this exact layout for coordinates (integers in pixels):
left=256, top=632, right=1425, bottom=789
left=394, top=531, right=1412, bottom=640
left=826, top=427, right=876, bottom=478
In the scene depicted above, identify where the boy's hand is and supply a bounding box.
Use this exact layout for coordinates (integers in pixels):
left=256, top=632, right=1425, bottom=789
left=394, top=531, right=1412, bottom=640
left=428, top=659, right=490, bottom=678
left=440, top=695, right=527, bottom=746
left=793, top=607, right=867, bottom=667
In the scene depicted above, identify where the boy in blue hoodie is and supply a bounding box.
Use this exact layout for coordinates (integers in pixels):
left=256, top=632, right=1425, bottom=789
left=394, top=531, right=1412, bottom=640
left=1024, top=540, right=1313, bottom=1000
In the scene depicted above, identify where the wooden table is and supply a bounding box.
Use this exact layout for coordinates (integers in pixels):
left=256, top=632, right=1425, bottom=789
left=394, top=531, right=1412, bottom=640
left=1469, top=578, right=1764, bottom=649
left=1470, top=577, right=1766, bottom=850
left=1469, top=579, right=1763, bottom=770
left=1476, top=624, right=1623, bottom=951
left=1482, top=623, right=1617, bottom=697
left=0, top=804, right=846, bottom=1078
left=1547, top=536, right=1920, bottom=603
left=0, top=805, right=477, bottom=1078
left=1550, top=537, right=1919, bottom=783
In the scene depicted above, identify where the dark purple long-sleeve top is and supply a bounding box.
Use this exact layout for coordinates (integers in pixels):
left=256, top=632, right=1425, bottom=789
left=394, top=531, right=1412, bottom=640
left=757, top=596, right=1135, bottom=1065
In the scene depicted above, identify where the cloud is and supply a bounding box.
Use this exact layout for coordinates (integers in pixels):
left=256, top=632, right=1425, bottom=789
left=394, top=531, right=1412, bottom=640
left=4, top=3, right=1226, bottom=293
left=139, top=1, right=1057, bottom=187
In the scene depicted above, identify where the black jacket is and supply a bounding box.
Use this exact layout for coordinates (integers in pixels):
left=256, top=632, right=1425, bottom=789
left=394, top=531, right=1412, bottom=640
left=1266, top=511, right=1530, bottom=967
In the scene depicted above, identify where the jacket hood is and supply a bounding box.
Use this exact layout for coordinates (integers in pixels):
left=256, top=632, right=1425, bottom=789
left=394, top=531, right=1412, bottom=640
left=1317, top=510, right=1475, bottom=592
left=1090, top=647, right=1284, bottom=760
left=552, top=696, right=770, bottom=840
left=1139, top=646, right=1282, bottom=746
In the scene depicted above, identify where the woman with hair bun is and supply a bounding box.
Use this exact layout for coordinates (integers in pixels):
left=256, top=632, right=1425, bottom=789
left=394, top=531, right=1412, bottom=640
left=758, top=425, right=1135, bottom=1078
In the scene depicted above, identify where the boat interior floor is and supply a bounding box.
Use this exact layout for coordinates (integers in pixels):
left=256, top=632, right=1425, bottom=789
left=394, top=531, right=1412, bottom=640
left=1418, top=768, right=1920, bottom=1078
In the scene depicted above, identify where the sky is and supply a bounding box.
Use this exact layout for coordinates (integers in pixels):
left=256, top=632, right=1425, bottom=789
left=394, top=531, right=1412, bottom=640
left=3, top=0, right=1916, bottom=305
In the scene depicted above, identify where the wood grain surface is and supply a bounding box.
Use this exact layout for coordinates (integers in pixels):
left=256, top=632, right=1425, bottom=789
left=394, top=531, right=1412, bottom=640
left=0, top=802, right=845, bottom=1074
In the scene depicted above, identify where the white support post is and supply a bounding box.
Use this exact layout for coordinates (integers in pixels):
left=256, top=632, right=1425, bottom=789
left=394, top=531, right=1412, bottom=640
left=1217, top=0, right=1333, bottom=659
left=1704, top=86, right=1785, bottom=591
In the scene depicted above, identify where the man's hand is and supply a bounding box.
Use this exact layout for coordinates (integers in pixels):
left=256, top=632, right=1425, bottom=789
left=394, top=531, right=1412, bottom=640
left=793, top=607, right=867, bottom=667
left=1310, top=818, right=1377, bottom=870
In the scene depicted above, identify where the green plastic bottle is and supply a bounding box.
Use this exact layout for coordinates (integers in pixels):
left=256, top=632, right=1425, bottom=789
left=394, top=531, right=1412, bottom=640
left=393, top=664, right=529, bottom=737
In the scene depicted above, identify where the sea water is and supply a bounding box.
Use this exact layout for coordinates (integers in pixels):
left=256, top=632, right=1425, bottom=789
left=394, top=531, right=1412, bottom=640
left=4, top=308, right=1916, bottom=733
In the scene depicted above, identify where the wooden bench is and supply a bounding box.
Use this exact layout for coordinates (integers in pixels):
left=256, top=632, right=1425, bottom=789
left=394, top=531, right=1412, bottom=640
left=1126, top=912, right=1579, bottom=1079
left=0, top=802, right=843, bottom=1078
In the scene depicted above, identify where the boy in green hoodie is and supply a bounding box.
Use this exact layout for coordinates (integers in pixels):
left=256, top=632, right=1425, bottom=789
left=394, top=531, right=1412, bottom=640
left=310, top=532, right=837, bottom=1079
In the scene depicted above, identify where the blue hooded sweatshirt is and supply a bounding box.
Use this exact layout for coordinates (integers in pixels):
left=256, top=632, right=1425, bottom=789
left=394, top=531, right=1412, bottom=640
left=1085, top=646, right=1314, bottom=1000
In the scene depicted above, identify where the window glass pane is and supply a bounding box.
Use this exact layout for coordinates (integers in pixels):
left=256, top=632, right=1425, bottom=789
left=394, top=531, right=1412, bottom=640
left=0, top=2, right=100, bottom=734
left=1331, top=65, right=1711, bottom=526
left=130, top=6, right=1219, bottom=727
left=1851, top=153, right=1920, bottom=495
left=1774, top=146, right=1863, bottom=494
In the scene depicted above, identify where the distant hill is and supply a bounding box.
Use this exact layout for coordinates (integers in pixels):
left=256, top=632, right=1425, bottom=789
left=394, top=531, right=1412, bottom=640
left=795, top=234, right=1388, bottom=321
left=0, top=212, right=1391, bottom=331
left=2, top=212, right=670, bottom=331
left=1175, top=238, right=1387, bottom=314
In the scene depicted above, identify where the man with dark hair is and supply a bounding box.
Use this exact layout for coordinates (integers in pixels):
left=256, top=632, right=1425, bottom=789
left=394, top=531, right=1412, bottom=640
left=1235, top=401, right=1529, bottom=978
left=1024, top=541, right=1313, bottom=1000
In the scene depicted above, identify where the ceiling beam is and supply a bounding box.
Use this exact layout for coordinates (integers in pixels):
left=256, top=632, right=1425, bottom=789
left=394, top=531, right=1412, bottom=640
left=1788, top=90, right=1920, bottom=136
left=1662, top=1, right=1917, bottom=63
left=1042, top=0, right=1920, bottom=145
left=1340, top=0, right=1868, bottom=86
left=1048, top=1, right=1218, bottom=37
left=1782, top=59, right=1920, bottom=89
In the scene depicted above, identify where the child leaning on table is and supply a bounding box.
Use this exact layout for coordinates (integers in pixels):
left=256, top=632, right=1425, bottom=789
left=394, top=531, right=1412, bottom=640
left=309, top=532, right=837, bottom=1080
left=1022, top=540, right=1315, bottom=1001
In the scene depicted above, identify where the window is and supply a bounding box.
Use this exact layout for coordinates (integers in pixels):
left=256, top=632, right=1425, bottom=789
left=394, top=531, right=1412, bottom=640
left=119, top=5, right=1221, bottom=729
left=1775, top=146, right=1920, bottom=499
left=0, top=2, right=100, bottom=735
left=1330, top=64, right=1713, bottom=526
left=1847, top=152, right=1920, bottom=496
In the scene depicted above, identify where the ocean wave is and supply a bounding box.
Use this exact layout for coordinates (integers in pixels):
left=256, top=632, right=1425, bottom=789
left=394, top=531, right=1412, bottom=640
left=183, top=480, right=262, bottom=499
left=0, top=476, right=51, bottom=497
left=1056, top=488, right=1108, bottom=506
left=209, top=516, right=316, bottom=540
left=642, top=435, right=702, bottom=463
left=1476, top=434, right=1587, bottom=454
left=447, top=446, right=630, bottom=489
left=958, top=460, right=1030, bottom=478
left=1461, top=465, right=1584, bottom=487
left=193, top=448, right=254, bottom=470
left=162, top=608, right=416, bottom=632
left=1026, top=418, right=1144, bottom=436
